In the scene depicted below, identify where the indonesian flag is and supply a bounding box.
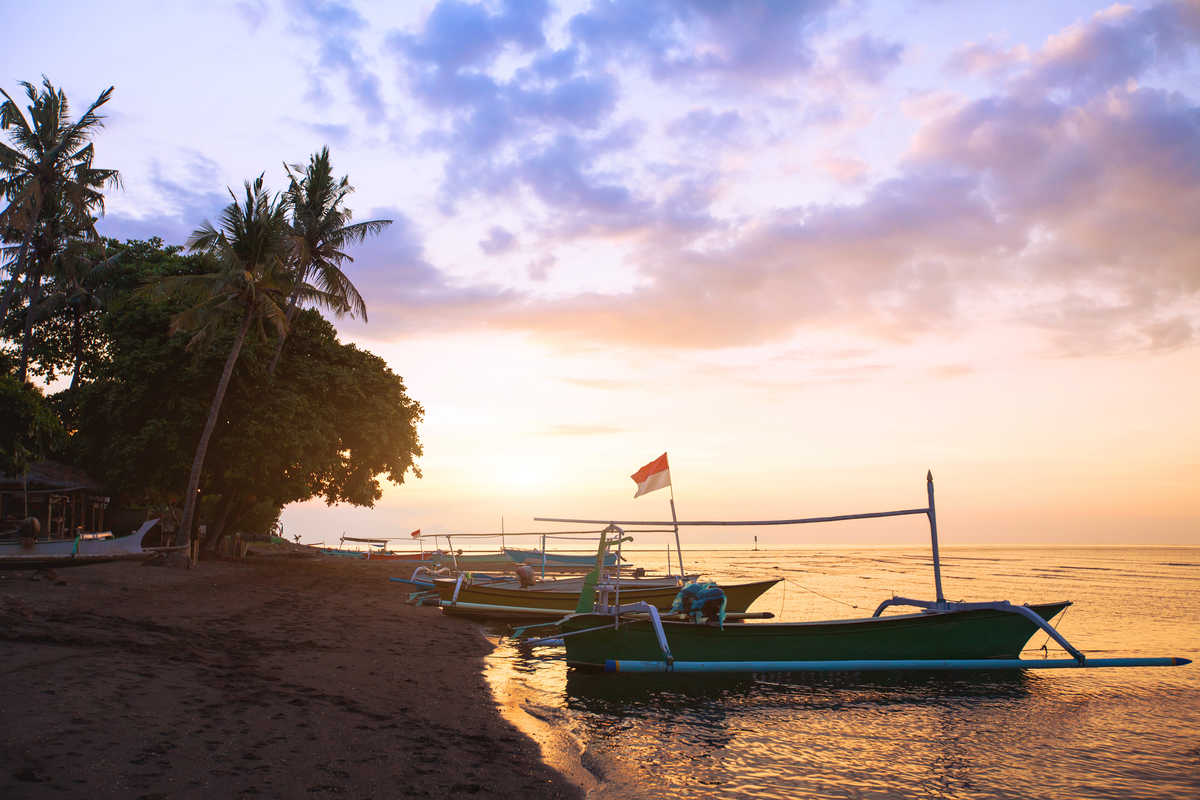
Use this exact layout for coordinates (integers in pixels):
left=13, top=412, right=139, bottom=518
left=631, top=453, right=671, bottom=498
left=410, top=529, right=421, bottom=538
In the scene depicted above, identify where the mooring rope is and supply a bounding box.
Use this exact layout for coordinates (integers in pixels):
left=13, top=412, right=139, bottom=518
left=784, top=578, right=861, bottom=610
left=1037, top=604, right=1070, bottom=656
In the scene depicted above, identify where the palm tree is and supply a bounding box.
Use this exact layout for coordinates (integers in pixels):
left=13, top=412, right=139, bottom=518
left=152, top=175, right=332, bottom=560
left=267, top=147, right=389, bottom=375
left=0, top=78, right=120, bottom=382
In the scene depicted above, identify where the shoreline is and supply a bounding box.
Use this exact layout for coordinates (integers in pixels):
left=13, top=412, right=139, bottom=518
left=0, top=556, right=582, bottom=799
left=482, top=630, right=601, bottom=797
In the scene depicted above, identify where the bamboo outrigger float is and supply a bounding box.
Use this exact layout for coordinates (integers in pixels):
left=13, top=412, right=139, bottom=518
left=524, top=473, right=1191, bottom=675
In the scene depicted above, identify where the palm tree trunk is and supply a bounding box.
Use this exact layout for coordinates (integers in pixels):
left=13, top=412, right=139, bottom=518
left=176, top=307, right=255, bottom=562
left=266, top=293, right=300, bottom=377
left=17, top=263, right=44, bottom=383
left=69, top=305, right=83, bottom=391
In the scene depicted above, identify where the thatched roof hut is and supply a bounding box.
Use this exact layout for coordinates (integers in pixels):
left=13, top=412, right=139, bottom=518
left=0, top=461, right=109, bottom=538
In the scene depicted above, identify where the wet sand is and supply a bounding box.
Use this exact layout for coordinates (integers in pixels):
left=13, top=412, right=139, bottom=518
left=0, top=555, right=582, bottom=799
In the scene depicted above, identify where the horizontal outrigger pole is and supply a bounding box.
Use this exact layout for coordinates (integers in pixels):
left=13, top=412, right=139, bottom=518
left=534, top=507, right=931, bottom=527
left=603, top=657, right=1193, bottom=674
left=538, top=471, right=949, bottom=602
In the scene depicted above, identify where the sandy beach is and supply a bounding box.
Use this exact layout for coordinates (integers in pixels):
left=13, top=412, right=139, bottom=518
left=0, top=554, right=582, bottom=799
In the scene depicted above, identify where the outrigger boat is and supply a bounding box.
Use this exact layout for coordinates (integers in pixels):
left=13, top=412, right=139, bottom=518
left=522, top=473, right=1190, bottom=674
left=407, top=524, right=776, bottom=620
left=503, top=547, right=620, bottom=568
left=0, top=518, right=159, bottom=569
left=431, top=572, right=780, bottom=621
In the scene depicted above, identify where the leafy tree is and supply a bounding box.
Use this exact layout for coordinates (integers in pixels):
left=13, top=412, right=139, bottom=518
left=193, top=309, right=423, bottom=552
left=64, top=239, right=215, bottom=507
left=66, top=238, right=422, bottom=552
left=268, top=147, right=390, bottom=374
left=0, top=78, right=120, bottom=382
left=0, top=372, right=66, bottom=476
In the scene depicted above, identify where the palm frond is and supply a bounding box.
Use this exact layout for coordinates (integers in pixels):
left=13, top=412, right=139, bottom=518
left=333, top=218, right=392, bottom=246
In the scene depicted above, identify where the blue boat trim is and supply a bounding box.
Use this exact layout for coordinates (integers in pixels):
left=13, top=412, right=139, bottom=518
left=602, top=657, right=1192, bottom=673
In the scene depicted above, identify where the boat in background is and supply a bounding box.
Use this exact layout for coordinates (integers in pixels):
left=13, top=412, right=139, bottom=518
left=365, top=550, right=433, bottom=561
left=0, top=518, right=159, bottom=569
left=434, top=573, right=780, bottom=620
left=504, top=547, right=619, bottom=568
left=318, top=546, right=367, bottom=559
left=430, top=551, right=515, bottom=573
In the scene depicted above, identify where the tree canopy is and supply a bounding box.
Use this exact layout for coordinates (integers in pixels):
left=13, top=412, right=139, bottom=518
left=62, top=237, right=422, bottom=546
left=1, top=79, right=419, bottom=554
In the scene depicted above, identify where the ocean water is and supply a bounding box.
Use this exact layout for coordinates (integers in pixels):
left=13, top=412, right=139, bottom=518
left=484, top=547, right=1200, bottom=799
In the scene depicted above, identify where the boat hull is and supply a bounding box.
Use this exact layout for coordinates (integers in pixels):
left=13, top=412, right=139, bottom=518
left=435, top=577, right=782, bottom=620
left=559, top=601, right=1072, bottom=668
left=431, top=552, right=516, bottom=572
left=319, top=548, right=367, bottom=559
left=0, top=522, right=156, bottom=570
left=365, top=552, right=434, bottom=562
left=503, top=547, right=618, bottom=567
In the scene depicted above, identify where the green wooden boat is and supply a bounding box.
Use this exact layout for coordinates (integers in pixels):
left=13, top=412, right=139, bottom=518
left=558, top=601, right=1071, bottom=669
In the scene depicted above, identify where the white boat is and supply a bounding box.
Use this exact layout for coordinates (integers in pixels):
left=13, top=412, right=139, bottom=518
left=0, top=518, right=159, bottom=569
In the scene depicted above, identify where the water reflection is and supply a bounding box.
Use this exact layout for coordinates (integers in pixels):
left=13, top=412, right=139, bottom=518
left=564, top=667, right=1033, bottom=711
left=482, top=548, right=1200, bottom=800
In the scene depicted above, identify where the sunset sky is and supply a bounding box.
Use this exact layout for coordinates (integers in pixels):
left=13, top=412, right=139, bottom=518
left=6, top=1, right=1198, bottom=548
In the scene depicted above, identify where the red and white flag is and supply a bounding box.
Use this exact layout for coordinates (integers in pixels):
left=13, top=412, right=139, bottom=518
left=631, top=453, right=671, bottom=498
left=410, top=529, right=421, bottom=538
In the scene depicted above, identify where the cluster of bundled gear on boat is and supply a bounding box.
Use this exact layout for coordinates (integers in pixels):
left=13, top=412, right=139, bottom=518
left=671, top=581, right=727, bottom=627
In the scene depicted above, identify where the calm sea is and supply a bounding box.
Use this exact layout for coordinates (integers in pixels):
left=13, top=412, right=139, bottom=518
left=483, top=547, right=1200, bottom=800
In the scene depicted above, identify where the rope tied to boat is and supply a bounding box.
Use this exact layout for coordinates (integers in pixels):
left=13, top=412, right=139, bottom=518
left=784, top=578, right=860, bottom=610
left=1037, top=604, right=1070, bottom=657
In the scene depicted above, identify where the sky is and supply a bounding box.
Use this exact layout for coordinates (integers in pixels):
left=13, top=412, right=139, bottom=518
left=4, top=0, right=1199, bottom=548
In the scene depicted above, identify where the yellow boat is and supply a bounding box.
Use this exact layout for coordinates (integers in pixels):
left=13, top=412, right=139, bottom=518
left=432, top=574, right=780, bottom=620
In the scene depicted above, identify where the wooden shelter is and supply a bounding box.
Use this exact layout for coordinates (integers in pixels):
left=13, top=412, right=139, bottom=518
left=0, top=461, right=110, bottom=539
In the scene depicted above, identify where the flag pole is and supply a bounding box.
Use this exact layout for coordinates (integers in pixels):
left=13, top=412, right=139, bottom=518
left=669, top=484, right=684, bottom=578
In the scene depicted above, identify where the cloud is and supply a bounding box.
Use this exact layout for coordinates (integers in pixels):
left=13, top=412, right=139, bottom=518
left=331, top=2, right=1200, bottom=360
left=945, top=40, right=1029, bottom=80
left=437, top=128, right=653, bottom=232
left=567, top=0, right=838, bottom=81
left=99, top=154, right=229, bottom=247
left=385, top=0, right=843, bottom=217
left=814, top=154, right=869, bottom=185
left=291, top=120, right=353, bottom=146
left=527, top=253, right=556, bottom=281
left=539, top=424, right=630, bottom=436
left=479, top=226, right=516, bottom=255
left=334, top=208, right=519, bottom=334
left=665, top=109, right=744, bottom=142
left=388, top=4, right=615, bottom=149
left=288, top=0, right=387, bottom=123
left=391, top=0, right=548, bottom=72
left=1018, top=2, right=1200, bottom=100
left=235, top=0, right=269, bottom=31
left=835, top=35, right=904, bottom=85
